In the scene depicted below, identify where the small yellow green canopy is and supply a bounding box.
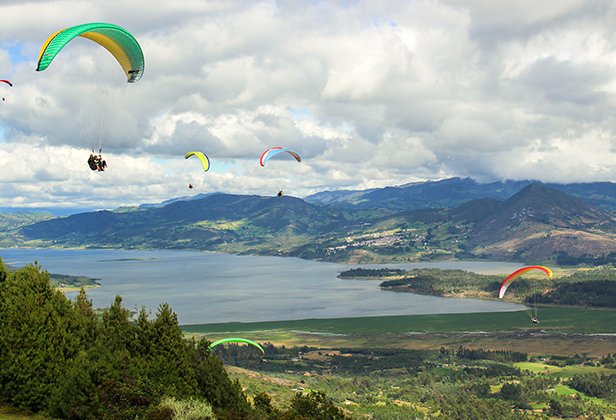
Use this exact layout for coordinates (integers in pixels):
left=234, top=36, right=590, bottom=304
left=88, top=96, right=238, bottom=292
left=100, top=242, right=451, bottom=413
left=185, top=151, right=210, bottom=172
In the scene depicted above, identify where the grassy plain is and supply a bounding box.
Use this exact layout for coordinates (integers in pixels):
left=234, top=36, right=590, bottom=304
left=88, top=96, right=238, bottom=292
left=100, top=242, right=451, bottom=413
left=183, top=307, right=616, bottom=335
left=183, top=307, right=616, bottom=357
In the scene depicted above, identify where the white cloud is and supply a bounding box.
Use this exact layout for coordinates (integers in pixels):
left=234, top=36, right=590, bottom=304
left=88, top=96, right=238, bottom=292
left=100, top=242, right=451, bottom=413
left=1, top=0, right=616, bottom=212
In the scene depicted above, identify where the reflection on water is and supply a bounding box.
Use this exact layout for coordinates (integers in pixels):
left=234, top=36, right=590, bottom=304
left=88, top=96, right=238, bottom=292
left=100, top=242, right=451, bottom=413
left=0, top=248, right=529, bottom=325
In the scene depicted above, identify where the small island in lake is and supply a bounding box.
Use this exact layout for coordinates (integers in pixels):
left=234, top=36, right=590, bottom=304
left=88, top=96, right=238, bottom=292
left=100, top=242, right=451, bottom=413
left=50, top=273, right=101, bottom=292
left=339, top=267, right=504, bottom=300
left=339, top=266, right=616, bottom=309
left=5, top=263, right=101, bottom=292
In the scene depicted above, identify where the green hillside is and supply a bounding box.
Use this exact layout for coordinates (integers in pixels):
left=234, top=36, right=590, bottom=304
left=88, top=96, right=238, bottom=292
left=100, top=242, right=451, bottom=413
left=3, top=184, right=616, bottom=265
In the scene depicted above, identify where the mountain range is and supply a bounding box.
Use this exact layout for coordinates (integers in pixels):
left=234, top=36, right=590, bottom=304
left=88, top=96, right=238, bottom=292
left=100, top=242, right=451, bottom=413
left=304, top=177, right=616, bottom=212
left=4, top=181, right=616, bottom=265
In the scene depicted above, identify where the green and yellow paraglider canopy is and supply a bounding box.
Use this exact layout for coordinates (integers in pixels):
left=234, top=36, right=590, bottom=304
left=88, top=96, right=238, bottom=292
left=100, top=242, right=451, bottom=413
left=207, top=338, right=265, bottom=355
left=36, top=22, right=144, bottom=83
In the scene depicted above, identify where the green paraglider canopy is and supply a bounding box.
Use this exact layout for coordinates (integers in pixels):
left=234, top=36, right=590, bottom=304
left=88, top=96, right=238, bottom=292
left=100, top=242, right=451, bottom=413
left=37, top=22, right=144, bottom=83
left=207, top=338, right=265, bottom=355
left=36, top=23, right=145, bottom=156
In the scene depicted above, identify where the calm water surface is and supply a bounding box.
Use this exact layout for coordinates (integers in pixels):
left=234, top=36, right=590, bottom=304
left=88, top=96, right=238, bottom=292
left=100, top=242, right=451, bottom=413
left=0, top=248, right=529, bottom=325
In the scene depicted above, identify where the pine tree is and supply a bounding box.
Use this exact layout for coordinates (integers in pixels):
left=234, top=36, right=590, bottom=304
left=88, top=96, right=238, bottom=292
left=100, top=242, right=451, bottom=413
left=0, top=257, right=8, bottom=285
left=0, top=262, right=83, bottom=411
left=194, top=339, right=252, bottom=417
left=136, top=303, right=198, bottom=397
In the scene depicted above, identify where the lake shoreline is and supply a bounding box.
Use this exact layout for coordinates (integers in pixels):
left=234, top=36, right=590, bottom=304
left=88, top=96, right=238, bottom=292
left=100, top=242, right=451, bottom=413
left=0, top=248, right=531, bottom=325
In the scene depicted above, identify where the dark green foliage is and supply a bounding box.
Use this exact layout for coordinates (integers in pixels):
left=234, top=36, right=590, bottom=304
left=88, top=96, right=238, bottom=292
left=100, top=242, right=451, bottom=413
left=463, top=364, right=520, bottom=378
left=285, top=391, right=349, bottom=420
left=253, top=391, right=277, bottom=416
left=437, top=393, right=522, bottom=420
left=331, top=349, right=424, bottom=375
left=466, top=382, right=491, bottom=397
left=0, top=261, right=84, bottom=411
left=251, top=345, right=528, bottom=382
left=375, top=268, right=504, bottom=297
left=0, top=257, right=8, bottom=284
left=0, top=259, right=252, bottom=419
left=194, top=340, right=253, bottom=418
left=556, top=251, right=616, bottom=266
left=499, top=382, right=522, bottom=401
left=50, top=350, right=99, bottom=419
left=456, top=346, right=527, bottom=363
left=536, top=280, right=616, bottom=308
left=548, top=399, right=586, bottom=418
left=569, top=373, right=616, bottom=401
left=548, top=354, right=588, bottom=367
left=146, top=406, right=173, bottom=420
left=380, top=275, right=444, bottom=295
left=136, top=304, right=199, bottom=397
left=600, top=354, right=614, bottom=366
left=93, top=377, right=163, bottom=420
left=337, top=267, right=404, bottom=279
left=99, top=295, right=136, bottom=353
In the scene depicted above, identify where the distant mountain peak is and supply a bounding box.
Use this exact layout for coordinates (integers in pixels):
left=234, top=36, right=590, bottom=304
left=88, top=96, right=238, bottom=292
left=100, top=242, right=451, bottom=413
left=492, top=183, right=613, bottom=226
left=304, top=177, right=616, bottom=213
left=465, top=183, right=616, bottom=260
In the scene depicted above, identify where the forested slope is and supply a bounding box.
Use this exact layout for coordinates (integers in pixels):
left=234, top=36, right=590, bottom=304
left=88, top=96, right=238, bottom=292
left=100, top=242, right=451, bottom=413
left=0, top=257, right=348, bottom=419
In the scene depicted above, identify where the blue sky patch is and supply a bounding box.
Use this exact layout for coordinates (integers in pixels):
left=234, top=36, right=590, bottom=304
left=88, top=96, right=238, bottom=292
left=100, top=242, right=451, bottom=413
left=3, top=41, right=31, bottom=66
left=290, top=107, right=314, bottom=121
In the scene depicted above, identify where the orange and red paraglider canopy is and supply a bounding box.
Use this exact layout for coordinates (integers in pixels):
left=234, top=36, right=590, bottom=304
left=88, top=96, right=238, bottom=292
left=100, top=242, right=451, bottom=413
left=498, top=266, right=552, bottom=299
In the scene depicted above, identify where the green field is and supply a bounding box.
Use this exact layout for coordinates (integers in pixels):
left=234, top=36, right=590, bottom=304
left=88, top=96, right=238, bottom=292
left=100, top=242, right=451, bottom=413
left=515, top=362, right=616, bottom=377
left=182, top=307, right=616, bottom=335
left=182, top=307, right=616, bottom=357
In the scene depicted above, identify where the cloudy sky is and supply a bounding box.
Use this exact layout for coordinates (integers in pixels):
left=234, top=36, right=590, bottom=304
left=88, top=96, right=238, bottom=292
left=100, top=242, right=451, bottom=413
left=1, top=0, right=616, bottom=214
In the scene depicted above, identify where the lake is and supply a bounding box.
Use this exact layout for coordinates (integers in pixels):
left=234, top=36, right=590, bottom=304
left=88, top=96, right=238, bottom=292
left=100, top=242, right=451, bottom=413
left=0, top=248, right=529, bottom=325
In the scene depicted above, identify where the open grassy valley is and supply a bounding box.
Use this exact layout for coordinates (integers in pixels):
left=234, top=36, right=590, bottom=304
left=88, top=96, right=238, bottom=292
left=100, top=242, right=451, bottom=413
left=182, top=309, right=616, bottom=419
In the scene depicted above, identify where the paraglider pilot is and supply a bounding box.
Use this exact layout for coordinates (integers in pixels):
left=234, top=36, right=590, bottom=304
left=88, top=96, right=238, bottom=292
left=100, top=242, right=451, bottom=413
left=98, top=155, right=107, bottom=171
left=532, top=317, right=540, bottom=324
left=87, top=153, right=107, bottom=171
left=88, top=154, right=98, bottom=171
left=277, top=190, right=284, bottom=197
